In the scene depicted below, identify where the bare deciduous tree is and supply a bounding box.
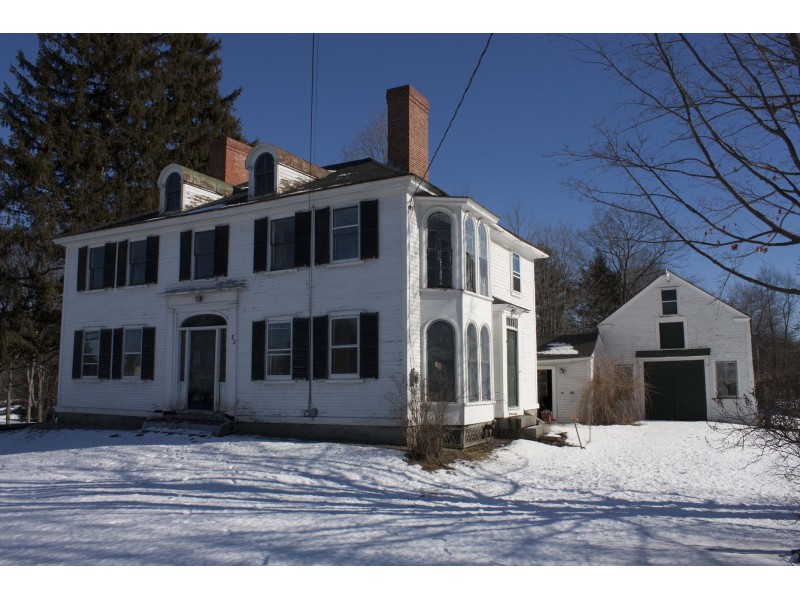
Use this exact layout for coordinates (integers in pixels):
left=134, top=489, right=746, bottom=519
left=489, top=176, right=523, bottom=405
left=341, top=110, right=388, bottom=164
left=563, top=33, right=800, bottom=295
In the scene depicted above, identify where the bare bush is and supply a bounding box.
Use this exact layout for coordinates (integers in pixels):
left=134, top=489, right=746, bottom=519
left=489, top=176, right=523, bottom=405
left=580, top=358, right=642, bottom=425
left=390, top=370, right=452, bottom=463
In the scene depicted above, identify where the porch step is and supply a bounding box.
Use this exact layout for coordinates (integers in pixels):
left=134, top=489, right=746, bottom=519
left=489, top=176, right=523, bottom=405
left=494, top=413, right=551, bottom=441
left=141, top=412, right=235, bottom=437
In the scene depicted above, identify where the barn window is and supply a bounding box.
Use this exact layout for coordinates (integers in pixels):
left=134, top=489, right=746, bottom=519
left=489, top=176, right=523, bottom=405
left=659, top=322, right=685, bottom=349
left=716, top=361, right=738, bottom=397
left=661, top=289, right=678, bottom=315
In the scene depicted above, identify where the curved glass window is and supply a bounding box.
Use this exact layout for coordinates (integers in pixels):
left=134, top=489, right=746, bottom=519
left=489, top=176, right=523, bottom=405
left=165, top=172, right=181, bottom=212
left=426, top=320, right=455, bottom=402
left=467, top=324, right=479, bottom=402
left=478, top=224, right=488, bottom=296
left=465, top=217, right=476, bottom=292
left=254, top=152, right=275, bottom=196
left=427, top=213, right=452, bottom=289
left=181, top=314, right=227, bottom=328
left=480, top=326, right=491, bottom=401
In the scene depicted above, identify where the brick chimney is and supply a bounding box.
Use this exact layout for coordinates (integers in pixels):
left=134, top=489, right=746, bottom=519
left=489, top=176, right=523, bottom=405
left=386, top=84, right=430, bottom=179
left=210, top=136, right=253, bottom=185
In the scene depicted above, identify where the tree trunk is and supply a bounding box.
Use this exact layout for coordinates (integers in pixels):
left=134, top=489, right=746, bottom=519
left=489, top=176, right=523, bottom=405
left=5, top=367, right=11, bottom=425
left=26, top=362, right=33, bottom=423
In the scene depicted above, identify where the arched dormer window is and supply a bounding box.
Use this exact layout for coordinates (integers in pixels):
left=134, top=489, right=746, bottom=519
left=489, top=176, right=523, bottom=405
left=465, top=216, right=476, bottom=293
left=254, top=152, right=275, bottom=196
left=478, top=223, right=488, bottom=295
left=427, top=212, right=452, bottom=289
left=165, top=172, right=182, bottom=212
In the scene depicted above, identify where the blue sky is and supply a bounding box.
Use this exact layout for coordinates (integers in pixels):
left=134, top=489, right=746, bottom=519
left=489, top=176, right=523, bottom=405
left=0, top=28, right=794, bottom=292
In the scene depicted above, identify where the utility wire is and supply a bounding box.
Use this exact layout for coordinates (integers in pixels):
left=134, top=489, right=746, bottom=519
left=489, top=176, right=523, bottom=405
left=306, top=33, right=319, bottom=415
left=413, top=33, right=494, bottom=197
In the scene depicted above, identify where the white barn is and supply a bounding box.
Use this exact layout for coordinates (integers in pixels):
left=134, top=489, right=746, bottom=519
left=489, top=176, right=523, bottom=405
left=54, top=85, right=547, bottom=446
left=538, top=271, right=755, bottom=422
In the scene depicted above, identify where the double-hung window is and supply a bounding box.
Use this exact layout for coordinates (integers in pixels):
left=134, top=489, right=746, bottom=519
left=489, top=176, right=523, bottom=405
left=82, top=330, right=101, bottom=377
left=478, top=224, right=488, bottom=296
left=330, top=316, right=359, bottom=375
left=193, top=230, right=215, bottom=279
left=511, top=252, right=521, bottom=293
left=661, top=289, right=678, bottom=315
left=267, top=322, right=292, bottom=377
left=88, top=247, right=105, bottom=290
left=332, top=206, right=359, bottom=261
left=716, top=361, right=738, bottom=397
left=128, top=240, right=147, bottom=286
left=271, top=217, right=295, bottom=271
left=122, top=328, right=143, bottom=377
left=465, top=217, right=476, bottom=293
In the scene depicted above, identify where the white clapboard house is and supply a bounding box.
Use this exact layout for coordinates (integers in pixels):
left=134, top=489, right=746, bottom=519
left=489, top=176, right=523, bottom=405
left=537, top=271, right=755, bottom=422
left=55, top=85, right=547, bottom=446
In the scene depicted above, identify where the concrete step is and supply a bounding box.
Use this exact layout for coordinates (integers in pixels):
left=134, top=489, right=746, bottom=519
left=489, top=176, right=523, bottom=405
left=142, top=412, right=234, bottom=437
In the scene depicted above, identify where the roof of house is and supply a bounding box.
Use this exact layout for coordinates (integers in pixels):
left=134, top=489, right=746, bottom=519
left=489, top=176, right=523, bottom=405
left=537, top=332, right=599, bottom=360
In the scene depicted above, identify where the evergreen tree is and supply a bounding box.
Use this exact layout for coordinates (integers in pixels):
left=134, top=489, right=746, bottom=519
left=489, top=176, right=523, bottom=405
left=0, top=34, right=243, bottom=421
left=576, top=251, right=622, bottom=331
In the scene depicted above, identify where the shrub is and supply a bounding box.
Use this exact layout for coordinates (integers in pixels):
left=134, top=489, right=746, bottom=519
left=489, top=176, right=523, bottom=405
left=391, top=370, right=452, bottom=464
left=580, top=358, right=642, bottom=425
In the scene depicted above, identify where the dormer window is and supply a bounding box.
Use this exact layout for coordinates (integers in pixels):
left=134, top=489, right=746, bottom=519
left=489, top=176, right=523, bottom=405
left=165, top=172, right=181, bottom=212
left=254, top=152, right=275, bottom=196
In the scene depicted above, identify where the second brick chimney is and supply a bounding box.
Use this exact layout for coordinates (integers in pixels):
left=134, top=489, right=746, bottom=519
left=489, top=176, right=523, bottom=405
left=386, top=84, right=430, bottom=180
left=210, top=136, right=253, bottom=186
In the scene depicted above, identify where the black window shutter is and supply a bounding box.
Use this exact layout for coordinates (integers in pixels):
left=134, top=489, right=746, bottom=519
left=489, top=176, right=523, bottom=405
left=98, top=329, right=113, bottom=379
left=314, top=207, right=330, bottom=265
left=179, top=231, right=192, bottom=281
left=253, top=217, right=269, bottom=273
left=313, top=315, right=329, bottom=379
left=76, top=247, right=87, bottom=292
left=145, top=236, right=159, bottom=284
left=292, top=317, right=309, bottom=380
left=72, top=330, right=84, bottom=378
left=360, top=312, right=379, bottom=379
left=141, top=327, right=156, bottom=380
left=214, top=224, right=229, bottom=277
left=116, top=241, right=128, bottom=288
left=111, top=328, right=124, bottom=379
left=295, top=210, right=311, bottom=268
left=360, top=199, right=379, bottom=259
left=103, top=242, right=117, bottom=289
left=251, top=320, right=266, bottom=381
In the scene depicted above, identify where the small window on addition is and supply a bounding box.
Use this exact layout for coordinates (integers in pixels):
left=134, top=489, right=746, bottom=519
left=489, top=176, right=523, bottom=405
left=716, top=361, right=738, bottom=397
left=661, top=289, right=678, bottom=315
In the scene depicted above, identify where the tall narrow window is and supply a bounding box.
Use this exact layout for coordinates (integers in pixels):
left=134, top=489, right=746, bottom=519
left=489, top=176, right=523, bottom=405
left=467, top=324, right=479, bottom=402
left=465, top=217, right=476, bottom=292
left=427, top=212, right=452, bottom=289
left=478, top=224, right=488, bottom=296
left=165, top=172, right=181, bottom=212
left=88, top=246, right=105, bottom=290
left=122, top=328, right=143, bottom=377
left=82, top=331, right=100, bottom=377
left=267, top=322, right=292, bottom=377
left=661, top=289, right=678, bottom=315
left=332, top=206, right=359, bottom=261
left=254, top=153, right=275, bottom=196
left=512, top=252, right=521, bottom=293
left=427, top=321, right=455, bottom=402
left=193, top=230, right=215, bottom=279
left=480, top=325, right=491, bottom=401
left=331, top=317, right=359, bottom=375
left=128, top=240, right=147, bottom=286
left=271, top=217, right=295, bottom=271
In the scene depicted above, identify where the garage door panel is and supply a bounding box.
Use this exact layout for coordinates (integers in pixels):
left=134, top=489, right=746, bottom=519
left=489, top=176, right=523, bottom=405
left=644, top=360, right=706, bottom=421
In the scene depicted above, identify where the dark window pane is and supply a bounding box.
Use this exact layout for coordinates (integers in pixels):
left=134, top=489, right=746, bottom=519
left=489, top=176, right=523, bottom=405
left=661, top=289, right=678, bottom=315
left=427, top=320, right=455, bottom=402
left=254, top=153, right=275, bottom=196
left=332, top=207, right=359, bottom=261
left=427, top=213, right=452, bottom=289
left=659, top=322, right=685, bottom=349
left=165, top=173, right=181, bottom=211
left=467, top=325, right=479, bottom=401
left=194, top=230, right=215, bottom=279
left=332, top=318, right=357, bottom=345
left=271, top=217, right=295, bottom=271
left=332, top=348, right=358, bottom=374
left=89, top=247, right=105, bottom=290
left=129, top=240, right=147, bottom=285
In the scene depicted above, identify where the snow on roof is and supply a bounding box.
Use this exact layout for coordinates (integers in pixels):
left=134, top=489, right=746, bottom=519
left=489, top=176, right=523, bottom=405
left=539, top=342, right=579, bottom=355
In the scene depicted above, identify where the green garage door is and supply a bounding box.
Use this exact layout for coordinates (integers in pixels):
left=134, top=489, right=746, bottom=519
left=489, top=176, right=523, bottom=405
left=644, top=360, right=707, bottom=421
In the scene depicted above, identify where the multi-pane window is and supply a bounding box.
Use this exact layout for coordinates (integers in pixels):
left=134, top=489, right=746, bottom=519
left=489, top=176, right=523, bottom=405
left=331, top=317, right=358, bottom=375
left=267, top=322, right=292, bottom=377
left=254, top=153, right=275, bottom=196
left=512, top=252, right=521, bottom=293
left=661, top=289, right=678, bottom=315
left=478, top=224, right=488, bottom=296
left=88, top=246, right=105, bottom=290
left=427, top=213, right=452, bottom=288
left=165, top=172, right=181, bottom=212
left=659, top=322, right=685, bottom=349
left=467, top=324, right=479, bottom=402
left=427, top=320, right=455, bottom=402
left=716, top=361, right=738, bottom=397
left=480, top=326, right=491, bottom=401
left=332, top=206, right=359, bottom=261
left=270, top=217, right=295, bottom=271
left=82, top=330, right=100, bottom=377
left=122, top=328, right=143, bottom=377
left=465, top=217, right=476, bottom=293
left=193, top=230, right=215, bottom=279
left=128, top=240, right=147, bottom=286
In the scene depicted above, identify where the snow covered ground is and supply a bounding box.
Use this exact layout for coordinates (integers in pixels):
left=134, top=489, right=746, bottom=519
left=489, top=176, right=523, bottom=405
left=0, top=421, right=796, bottom=569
